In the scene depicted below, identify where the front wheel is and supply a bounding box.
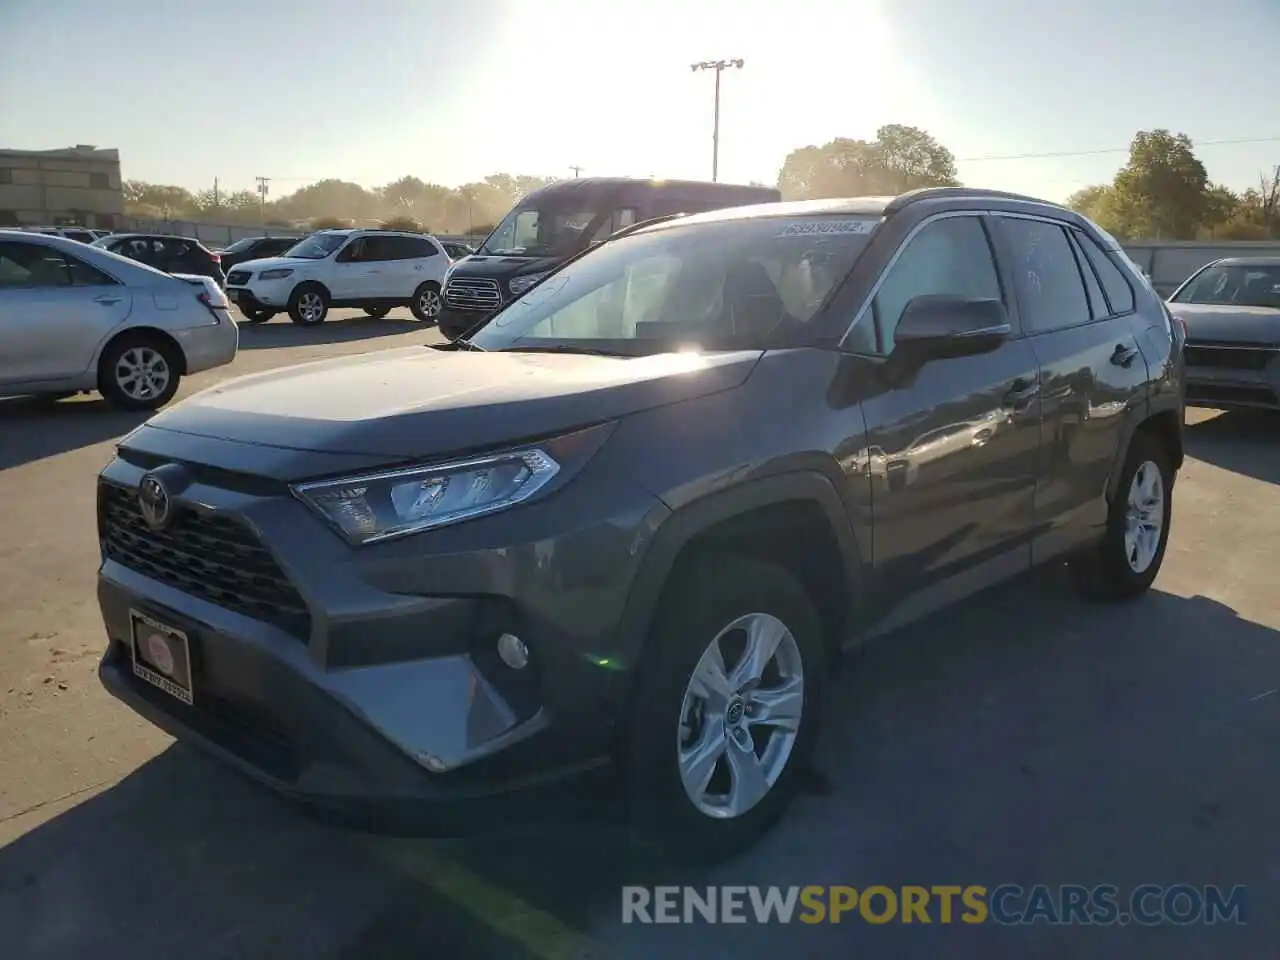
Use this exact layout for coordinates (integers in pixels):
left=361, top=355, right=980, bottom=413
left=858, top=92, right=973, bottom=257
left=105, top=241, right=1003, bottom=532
left=288, top=284, right=329, bottom=326
left=410, top=282, right=442, bottom=322
left=1071, top=430, right=1173, bottom=601
left=98, top=333, right=182, bottom=411
left=622, top=553, right=825, bottom=862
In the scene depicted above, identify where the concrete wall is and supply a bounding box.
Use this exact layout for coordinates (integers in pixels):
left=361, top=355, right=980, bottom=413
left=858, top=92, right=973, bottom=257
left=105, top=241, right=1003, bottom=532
left=0, top=146, right=124, bottom=229
left=1120, top=240, right=1280, bottom=296
left=119, top=217, right=482, bottom=250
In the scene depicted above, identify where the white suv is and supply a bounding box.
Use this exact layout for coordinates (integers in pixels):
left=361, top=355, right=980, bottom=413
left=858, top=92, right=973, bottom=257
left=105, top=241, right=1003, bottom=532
left=225, top=229, right=450, bottom=326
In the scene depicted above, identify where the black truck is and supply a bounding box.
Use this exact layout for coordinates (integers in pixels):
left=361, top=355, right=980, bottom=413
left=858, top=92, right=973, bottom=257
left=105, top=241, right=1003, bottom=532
left=437, top=177, right=780, bottom=339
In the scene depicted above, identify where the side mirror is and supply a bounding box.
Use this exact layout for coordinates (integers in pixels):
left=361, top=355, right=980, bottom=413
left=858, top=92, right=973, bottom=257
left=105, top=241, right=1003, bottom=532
left=892, top=295, right=1011, bottom=361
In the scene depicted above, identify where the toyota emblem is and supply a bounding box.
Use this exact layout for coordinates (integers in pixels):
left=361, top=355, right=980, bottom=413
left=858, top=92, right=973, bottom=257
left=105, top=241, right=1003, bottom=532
left=137, top=474, right=172, bottom=531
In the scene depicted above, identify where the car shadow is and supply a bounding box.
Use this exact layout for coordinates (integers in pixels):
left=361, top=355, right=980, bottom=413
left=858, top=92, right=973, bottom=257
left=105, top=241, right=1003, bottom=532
left=1184, top=409, right=1279, bottom=485
left=4, top=575, right=1276, bottom=958
left=236, top=315, right=437, bottom=350
left=0, top=396, right=149, bottom=471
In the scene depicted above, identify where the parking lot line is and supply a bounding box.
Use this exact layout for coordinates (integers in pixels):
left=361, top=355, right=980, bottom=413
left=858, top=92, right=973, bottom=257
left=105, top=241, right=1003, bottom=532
left=365, top=838, right=614, bottom=960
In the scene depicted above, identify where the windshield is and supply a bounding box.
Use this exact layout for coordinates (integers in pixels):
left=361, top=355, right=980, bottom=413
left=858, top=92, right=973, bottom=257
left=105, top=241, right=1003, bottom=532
left=284, top=233, right=348, bottom=259
left=221, top=237, right=256, bottom=254
left=479, top=205, right=605, bottom=257
left=1172, top=263, right=1280, bottom=309
left=470, top=215, right=879, bottom=354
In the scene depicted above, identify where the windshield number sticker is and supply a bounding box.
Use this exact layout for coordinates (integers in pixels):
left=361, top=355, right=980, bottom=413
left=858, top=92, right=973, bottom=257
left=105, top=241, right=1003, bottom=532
left=776, top=220, right=877, bottom=238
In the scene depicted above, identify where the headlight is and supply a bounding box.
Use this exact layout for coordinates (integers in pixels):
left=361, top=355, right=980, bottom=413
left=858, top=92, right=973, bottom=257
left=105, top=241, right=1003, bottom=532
left=508, top=271, right=550, bottom=296
left=293, top=448, right=561, bottom=545
left=260, top=268, right=294, bottom=280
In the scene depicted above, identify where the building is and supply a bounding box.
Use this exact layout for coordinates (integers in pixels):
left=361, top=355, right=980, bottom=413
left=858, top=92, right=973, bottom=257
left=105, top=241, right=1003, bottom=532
left=0, top=145, right=124, bottom=229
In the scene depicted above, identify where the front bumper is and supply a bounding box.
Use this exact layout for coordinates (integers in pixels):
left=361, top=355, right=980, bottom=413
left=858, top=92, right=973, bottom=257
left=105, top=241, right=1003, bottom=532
left=1183, top=351, right=1280, bottom=410
left=228, top=277, right=294, bottom=309
left=95, top=449, right=667, bottom=827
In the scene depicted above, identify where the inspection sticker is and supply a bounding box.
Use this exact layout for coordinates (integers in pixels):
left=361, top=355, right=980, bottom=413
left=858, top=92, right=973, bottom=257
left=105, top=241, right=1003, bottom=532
left=776, top=219, right=879, bottom=237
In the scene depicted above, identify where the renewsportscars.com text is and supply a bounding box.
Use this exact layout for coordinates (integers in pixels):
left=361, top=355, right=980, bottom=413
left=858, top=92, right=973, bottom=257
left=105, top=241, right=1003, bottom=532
left=621, top=884, right=1248, bottom=926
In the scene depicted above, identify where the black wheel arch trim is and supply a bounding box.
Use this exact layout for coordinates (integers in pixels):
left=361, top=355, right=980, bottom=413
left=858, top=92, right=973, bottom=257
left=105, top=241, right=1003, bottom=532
left=1104, top=391, right=1184, bottom=503
left=610, top=471, right=863, bottom=676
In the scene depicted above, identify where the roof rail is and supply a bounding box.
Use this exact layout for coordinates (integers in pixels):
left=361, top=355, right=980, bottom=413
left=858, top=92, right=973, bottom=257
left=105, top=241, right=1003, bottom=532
left=885, top=186, right=1059, bottom=213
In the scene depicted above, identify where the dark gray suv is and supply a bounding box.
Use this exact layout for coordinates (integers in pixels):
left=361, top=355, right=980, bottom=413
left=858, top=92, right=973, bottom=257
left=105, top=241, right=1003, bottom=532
left=96, top=188, right=1185, bottom=859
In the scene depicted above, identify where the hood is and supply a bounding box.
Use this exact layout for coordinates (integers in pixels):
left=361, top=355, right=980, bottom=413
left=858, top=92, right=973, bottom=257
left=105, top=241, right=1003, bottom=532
left=138, top=345, right=762, bottom=467
left=231, top=255, right=315, bottom=274
left=447, top=254, right=563, bottom=282
left=1166, top=302, right=1280, bottom=344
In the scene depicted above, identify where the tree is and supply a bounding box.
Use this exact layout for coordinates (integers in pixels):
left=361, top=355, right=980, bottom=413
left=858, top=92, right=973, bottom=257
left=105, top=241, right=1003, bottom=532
left=1111, top=130, right=1209, bottom=239
left=382, top=215, right=423, bottom=232
left=311, top=216, right=347, bottom=229
left=776, top=125, right=959, bottom=200
left=1065, top=184, right=1132, bottom=237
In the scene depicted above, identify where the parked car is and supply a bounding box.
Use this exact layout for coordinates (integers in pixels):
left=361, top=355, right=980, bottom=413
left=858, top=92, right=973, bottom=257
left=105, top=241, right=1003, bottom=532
left=216, top=235, right=303, bottom=274
left=92, top=233, right=226, bottom=288
left=0, top=230, right=237, bottom=409
left=94, top=188, right=1183, bottom=860
left=23, top=225, right=110, bottom=244
left=223, top=228, right=449, bottom=325
left=439, top=177, right=781, bottom=340
left=1166, top=256, right=1280, bottom=410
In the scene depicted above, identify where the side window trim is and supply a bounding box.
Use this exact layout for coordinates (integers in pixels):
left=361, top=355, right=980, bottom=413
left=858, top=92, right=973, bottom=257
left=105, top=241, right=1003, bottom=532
left=838, top=210, right=1001, bottom=353
left=1064, top=228, right=1109, bottom=319
left=1072, top=227, right=1138, bottom=318
left=995, top=212, right=1102, bottom=336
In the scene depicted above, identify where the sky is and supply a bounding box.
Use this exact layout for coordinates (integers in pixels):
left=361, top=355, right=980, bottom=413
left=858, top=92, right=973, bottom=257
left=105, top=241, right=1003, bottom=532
left=2, top=0, right=1278, bottom=204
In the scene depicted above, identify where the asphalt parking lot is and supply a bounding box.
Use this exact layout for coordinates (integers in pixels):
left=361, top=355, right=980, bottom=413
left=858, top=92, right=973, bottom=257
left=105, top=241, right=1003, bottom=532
left=1, top=310, right=1277, bottom=959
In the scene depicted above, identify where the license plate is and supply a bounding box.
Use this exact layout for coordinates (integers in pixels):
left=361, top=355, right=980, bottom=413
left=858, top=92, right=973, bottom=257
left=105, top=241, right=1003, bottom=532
left=227, top=289, right=242, bottom=301
left=130, top=610, right=194, bottom=705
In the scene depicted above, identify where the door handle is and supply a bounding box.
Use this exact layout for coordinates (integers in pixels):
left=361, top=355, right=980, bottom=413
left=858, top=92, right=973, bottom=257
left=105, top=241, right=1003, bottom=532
left=367, top=269, right=381, bottom=274
left=1002, top=377, right=1041, bottom=409
left=92, top=295, right=123, bottom=305
left=1111, top=343, right=1139, bottom=368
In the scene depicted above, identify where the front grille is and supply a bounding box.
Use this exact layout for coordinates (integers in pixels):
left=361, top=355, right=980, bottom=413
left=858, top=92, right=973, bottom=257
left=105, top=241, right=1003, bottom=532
left=1183, top=340, right=1278, bottom=371
left=99, top=481, right=310, bottom=638
left=444, top=277, right=501, bottom=311
left=227, top=270, right=250, bottom=285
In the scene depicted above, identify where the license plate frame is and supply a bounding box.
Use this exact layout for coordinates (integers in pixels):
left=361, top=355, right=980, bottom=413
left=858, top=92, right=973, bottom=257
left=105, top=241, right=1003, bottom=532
left=129, top=609, right=195, bottom=706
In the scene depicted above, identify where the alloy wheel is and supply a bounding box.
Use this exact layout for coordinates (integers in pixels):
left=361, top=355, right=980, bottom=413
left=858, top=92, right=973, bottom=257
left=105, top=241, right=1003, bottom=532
left=677, top=612, right=804, bottom=819
left=1124, top=459, right=1164, bottom=573
left=114, top=347, right=171, bottom=401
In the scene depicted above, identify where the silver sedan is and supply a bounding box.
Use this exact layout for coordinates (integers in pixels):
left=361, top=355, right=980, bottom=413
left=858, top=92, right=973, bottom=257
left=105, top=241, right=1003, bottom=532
left=0, top=229, right=238, bottom=409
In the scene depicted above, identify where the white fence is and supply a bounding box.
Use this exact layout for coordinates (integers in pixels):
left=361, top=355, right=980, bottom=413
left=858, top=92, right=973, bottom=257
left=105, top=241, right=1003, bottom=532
left=119, top=217, right=483, bottom=249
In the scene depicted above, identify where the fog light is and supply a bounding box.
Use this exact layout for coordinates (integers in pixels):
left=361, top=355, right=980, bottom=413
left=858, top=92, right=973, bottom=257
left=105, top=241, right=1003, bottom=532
left=496, top=633, right=529, bottom=670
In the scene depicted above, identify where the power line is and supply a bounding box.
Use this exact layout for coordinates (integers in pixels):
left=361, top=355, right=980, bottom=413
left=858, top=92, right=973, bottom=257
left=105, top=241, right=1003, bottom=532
left=956, top=135, right=1280, bottom=164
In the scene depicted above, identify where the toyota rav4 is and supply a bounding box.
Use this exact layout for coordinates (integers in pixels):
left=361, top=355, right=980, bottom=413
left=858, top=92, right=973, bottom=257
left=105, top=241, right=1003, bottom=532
left=96, top=188, right=1185, bottom=860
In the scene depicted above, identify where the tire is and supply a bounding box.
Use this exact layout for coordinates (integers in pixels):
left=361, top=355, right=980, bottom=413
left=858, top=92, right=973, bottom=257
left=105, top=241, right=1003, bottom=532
left=409, top=282, right=442, bottom=322
left=363, top=306, right=391, bottom=319
left=621, top=553, right=826, bottom=863
left=1071, top=429, right=1173, bottom=601
left=240, top=306, right=275, bottom=324
left=98, top=332, right=182, bottom=411
left=288, top=283, right=329, bottom=326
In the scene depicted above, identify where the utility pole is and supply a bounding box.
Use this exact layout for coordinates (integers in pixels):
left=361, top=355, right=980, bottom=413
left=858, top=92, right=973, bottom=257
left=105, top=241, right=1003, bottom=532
left=213, top=177, right=220, bottom=208
left=569, top=165, right=584, bottom=178
left=690, top=58, right=744, bottom=182
left=255, top=176, right=270, bottom=223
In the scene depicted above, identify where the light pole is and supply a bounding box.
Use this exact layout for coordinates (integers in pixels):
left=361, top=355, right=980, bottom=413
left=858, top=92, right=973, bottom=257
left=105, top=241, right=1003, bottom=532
left=690, top=58, right=743, bottom=182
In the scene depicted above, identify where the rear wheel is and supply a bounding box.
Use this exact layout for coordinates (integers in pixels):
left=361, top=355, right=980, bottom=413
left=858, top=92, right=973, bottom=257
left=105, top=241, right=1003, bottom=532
left=622, top=553, right=825, bottom=862
left=1071, top=430, right=1173, bottom=600
left=288, top=283, right=329, bottom=326
left=410, top=282, right=442, bottom=322
left=240, top=306, right=275, bottom=324
left=98, top=333, right=182, bottom=411
left=363, top=305, right=391, bottom=319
